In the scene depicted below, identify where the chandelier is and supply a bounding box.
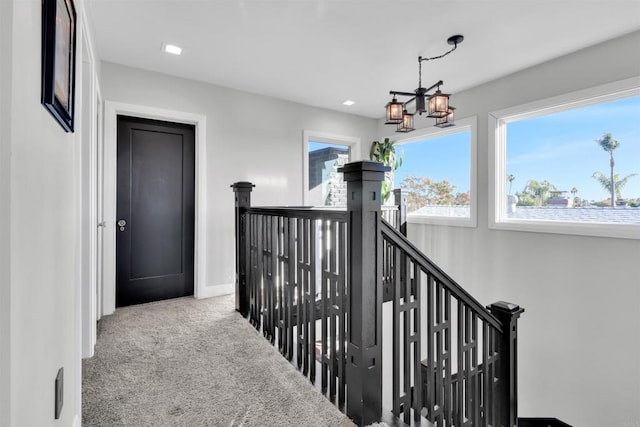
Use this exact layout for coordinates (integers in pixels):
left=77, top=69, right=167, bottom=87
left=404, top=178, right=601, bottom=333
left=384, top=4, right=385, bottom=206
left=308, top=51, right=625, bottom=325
left=385, top=35, right=464, bottom=133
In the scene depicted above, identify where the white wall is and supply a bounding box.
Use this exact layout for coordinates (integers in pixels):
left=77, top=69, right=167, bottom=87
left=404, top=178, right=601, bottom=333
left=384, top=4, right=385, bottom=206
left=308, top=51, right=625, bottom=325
left=1, top=0, right=98, bottom=425
left=99, top=61, right=377, bottom=298
left=379, top=31, right=640, bottom=427
left=0, top=2, right=14, bottom=426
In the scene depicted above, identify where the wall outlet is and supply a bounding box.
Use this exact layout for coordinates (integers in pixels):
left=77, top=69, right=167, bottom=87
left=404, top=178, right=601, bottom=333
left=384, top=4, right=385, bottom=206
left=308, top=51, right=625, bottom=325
left=54, top=367, right=63, bottom=420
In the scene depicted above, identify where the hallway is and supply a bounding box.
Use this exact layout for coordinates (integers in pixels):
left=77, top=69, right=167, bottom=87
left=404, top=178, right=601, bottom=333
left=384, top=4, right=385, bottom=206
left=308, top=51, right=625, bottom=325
left=82, top=294, right=355, bottom=427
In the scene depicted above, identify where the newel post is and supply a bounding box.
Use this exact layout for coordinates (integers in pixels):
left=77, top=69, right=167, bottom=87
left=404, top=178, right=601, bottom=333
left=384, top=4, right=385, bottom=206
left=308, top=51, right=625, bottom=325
left=392, top=188, right=407, bottom=236
left=340, top=161, right=390, bottom=426
left=489, top=301, right=525, bottom=427
left=231, top=182, right=254, bottom=317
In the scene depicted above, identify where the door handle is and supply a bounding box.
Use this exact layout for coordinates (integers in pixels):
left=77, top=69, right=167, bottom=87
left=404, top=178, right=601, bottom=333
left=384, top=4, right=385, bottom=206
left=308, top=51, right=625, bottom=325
left=117, top=219, right=127, bottom=231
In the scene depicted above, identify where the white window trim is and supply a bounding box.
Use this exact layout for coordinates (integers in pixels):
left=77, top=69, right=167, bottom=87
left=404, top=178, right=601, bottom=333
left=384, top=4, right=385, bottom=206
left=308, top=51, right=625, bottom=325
left=390, top=116, right=478, bottom=228
left=489, top=76, right=640, bottom=240
left=302, top=130, right=361, bottom=205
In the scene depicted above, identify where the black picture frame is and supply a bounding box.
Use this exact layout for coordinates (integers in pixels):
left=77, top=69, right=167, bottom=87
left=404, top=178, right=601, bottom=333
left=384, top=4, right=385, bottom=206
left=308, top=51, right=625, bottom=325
left=41, top=0, right=77, bottom=133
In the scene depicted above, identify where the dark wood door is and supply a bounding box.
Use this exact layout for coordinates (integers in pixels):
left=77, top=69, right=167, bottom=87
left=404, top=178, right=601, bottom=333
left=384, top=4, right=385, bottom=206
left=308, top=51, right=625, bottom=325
left=116, top=116, right=195, bottom=307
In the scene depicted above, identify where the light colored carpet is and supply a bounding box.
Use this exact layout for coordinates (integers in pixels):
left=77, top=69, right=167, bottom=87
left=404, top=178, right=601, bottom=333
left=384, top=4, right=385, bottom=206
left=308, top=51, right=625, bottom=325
left=82, top=294, right=356, bottom=427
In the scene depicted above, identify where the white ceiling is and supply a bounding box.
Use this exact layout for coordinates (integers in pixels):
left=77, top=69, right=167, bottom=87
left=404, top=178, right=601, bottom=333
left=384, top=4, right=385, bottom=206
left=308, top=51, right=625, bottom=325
left=85, top=0, right=640, bottom=119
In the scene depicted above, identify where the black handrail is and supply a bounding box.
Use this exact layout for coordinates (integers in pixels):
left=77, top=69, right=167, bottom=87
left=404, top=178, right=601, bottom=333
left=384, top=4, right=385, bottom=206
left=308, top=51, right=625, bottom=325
left=247, top=206, right=347, bottom=222
left=381, top=219, right=503, bottom=334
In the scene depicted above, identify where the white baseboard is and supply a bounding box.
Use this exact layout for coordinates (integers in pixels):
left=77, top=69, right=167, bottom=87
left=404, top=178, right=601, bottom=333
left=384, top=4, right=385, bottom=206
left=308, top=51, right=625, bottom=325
left=196, top=283, right=234, bottom=299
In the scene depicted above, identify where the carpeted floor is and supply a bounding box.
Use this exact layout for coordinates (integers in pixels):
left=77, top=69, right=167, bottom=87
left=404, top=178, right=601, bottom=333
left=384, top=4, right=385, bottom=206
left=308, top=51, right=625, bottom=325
left=82, top=294, right=356, bottom=427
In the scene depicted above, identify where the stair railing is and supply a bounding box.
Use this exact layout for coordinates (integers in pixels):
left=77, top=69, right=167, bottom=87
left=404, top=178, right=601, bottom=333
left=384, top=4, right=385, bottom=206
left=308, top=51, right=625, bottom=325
left=381, top=188, right=407, bottom=236
left=232, top=185, right=351, bottom=409
left=381, top=221, right=524, bottom=427
left=232, top=161, right=523, bottom=427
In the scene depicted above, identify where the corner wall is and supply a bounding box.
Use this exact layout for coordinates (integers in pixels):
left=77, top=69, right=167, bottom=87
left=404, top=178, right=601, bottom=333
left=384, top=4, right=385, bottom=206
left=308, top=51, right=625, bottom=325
left=378, top=31, right=640, bottom=427
left=0, top=2, right=14, bottom=425
left=4, top=1, right=85, bottom=425
left=99, top=62, right=378, bottom=298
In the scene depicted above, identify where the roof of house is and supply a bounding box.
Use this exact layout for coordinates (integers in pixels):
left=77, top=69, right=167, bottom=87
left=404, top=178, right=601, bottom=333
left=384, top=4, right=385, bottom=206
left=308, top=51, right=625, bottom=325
left=409, top=205, right=640, bottom=224
left=507, top=206, right=640, bottom=224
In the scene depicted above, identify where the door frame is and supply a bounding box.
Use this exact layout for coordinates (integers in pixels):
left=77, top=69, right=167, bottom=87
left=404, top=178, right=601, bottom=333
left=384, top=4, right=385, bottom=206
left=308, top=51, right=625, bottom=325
left=79, top=23, right=98, bottom=358
left=102, top=101, right=207, bottom=316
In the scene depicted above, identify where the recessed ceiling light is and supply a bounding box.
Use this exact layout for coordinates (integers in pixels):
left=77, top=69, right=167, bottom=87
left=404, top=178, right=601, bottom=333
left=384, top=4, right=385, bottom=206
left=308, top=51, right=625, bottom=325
left=343, top=100, right=355, bottom=106
left=162, top=43, right=182, bottom=55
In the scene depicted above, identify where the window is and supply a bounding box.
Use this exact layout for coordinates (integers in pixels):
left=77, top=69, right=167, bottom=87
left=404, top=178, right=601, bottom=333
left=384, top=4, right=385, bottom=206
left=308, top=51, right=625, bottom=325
left=489, top=77, right=640, bottom=239
left=393, top=117, right=477, bottom=227
left=303, top=131, right=360, bottom=207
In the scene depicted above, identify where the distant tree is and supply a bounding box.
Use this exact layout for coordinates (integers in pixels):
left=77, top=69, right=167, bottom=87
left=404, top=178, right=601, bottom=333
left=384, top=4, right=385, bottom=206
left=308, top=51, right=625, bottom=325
left=454, top=191, right=471, bottom=205
left=591, top=172, right=637, bottom=203
left=595, top=133, right=619, bottom=207
left=514, top=191, right=536, bottom=206
left=400, top=174, right=468, bottom=212
left=571, top=187, right=578, bottom=206
left=516, top=179, right=557, bottom=206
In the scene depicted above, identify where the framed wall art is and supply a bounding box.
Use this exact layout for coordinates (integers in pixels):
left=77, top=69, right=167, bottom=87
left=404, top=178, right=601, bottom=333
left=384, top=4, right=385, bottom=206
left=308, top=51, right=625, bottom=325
left=41, top=0, right=77, bottom=132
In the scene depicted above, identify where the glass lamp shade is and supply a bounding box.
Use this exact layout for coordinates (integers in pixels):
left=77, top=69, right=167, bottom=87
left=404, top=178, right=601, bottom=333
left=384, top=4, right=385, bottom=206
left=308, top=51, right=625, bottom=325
left=435, top=107, right=455, bottom=128
left=385, top=98, right=403, bottom=124
left=396, top=110, right=414, bottom=133
left=427, top=90, right=450, bottom=118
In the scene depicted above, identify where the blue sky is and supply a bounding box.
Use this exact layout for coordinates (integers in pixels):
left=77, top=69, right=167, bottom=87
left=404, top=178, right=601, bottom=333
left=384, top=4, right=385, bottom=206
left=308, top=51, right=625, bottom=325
left=309, top=135, right=473, bottom=195
left=393, top=96, right=640, bottom=202
left=505, top=96, right=640, bottom=201
left=394, top=131, right=471, bottom=194
left=309, top=141, right=348, bottom=152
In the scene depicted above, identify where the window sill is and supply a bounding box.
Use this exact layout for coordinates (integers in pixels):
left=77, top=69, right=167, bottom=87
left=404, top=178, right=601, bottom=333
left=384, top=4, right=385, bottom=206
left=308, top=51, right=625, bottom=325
left=489, top=218, right=640, bottom=240
left=408, top=214, right=477, bottom=228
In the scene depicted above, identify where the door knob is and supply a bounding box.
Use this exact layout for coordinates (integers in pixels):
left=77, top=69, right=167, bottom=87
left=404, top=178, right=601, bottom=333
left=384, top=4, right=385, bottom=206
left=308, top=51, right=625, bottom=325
left=117, top=219, right=126, bottom=231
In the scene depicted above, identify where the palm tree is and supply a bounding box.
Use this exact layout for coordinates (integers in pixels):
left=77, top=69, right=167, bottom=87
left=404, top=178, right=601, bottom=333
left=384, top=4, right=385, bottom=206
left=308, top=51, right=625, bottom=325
left=507, top=174, right=516, bottom=195
left=595, top=133, right=619, bottom=207
left=571, top=187, right=578, bottom=206
left=592, top=172, right=637, bottom=203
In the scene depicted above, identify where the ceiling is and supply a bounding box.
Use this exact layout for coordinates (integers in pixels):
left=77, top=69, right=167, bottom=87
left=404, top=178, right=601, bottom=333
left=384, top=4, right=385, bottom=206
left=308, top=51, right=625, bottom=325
left=85, top=0, right=640, bottom=119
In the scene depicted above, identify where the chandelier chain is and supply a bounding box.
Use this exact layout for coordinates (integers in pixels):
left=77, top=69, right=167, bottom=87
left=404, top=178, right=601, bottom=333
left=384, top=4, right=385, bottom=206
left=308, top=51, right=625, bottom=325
left=419, top=43, right=458, bottom=64
left=417, top=43, right=458, bottom=89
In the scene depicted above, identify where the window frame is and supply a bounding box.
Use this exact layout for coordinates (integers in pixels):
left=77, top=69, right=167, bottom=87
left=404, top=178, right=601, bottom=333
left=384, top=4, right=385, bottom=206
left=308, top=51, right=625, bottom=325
left=302, top=130, right=360, bottom=206
left=488, top=76, right=640, bottom=240
left=392, top=116, right=478, bottom=228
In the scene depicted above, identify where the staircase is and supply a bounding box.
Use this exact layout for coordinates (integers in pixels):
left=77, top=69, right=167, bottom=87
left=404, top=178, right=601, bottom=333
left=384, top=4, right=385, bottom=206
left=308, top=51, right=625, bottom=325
left=232, top=161, right=525, bottom=427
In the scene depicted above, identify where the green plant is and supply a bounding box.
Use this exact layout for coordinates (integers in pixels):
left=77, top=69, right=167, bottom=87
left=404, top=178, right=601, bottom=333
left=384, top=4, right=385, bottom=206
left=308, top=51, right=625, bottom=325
left=370, top=138, right=403, bottom=203
left=592, top=172, right=637, bottom=202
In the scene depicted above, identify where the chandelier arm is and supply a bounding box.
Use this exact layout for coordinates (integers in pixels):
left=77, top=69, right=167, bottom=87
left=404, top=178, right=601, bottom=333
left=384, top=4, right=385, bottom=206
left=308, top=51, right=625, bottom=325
left=423, top=80, right=444, bottom=93
left=402, top=96, right=417, bottom=106
left=390, top=90, right=417, bottom=97
left=390, top=79, right=443, bottom=99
